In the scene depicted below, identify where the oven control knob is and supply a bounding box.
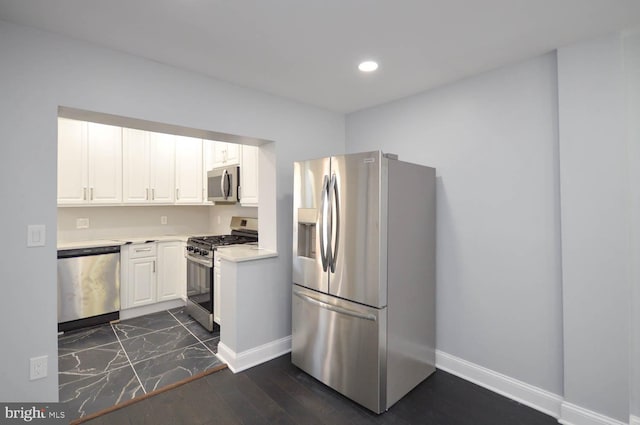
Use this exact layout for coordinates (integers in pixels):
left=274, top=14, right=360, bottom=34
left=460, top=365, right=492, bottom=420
left=187, top=246, right=194, bottom=252
left=193, top=248, right=200, bottom=254
left=201, top=250, right=209, bottom=256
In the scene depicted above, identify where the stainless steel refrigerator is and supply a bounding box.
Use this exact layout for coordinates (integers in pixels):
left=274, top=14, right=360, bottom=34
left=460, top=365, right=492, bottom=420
left=292, top=151, right=436, bottom=413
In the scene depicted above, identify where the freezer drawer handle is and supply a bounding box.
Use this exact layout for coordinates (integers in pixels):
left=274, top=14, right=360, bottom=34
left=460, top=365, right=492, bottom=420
left=293, top=290, right=376, bottom=322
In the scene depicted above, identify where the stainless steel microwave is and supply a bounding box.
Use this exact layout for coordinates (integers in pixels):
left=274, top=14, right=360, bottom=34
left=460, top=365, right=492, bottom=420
left=207, top=165, right=239, bottom=203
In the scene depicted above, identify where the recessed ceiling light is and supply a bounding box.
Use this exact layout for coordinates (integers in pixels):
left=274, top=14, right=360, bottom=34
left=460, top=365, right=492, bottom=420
left=358, top=61, right=378, bottom=72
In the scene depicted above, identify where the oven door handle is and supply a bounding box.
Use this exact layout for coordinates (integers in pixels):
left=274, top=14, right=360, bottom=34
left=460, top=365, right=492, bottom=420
left=186, top=254, right=213, bottom=268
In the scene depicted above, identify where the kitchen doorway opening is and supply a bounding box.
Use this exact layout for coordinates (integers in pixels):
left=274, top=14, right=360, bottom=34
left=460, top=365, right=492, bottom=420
left=55, top=106, right=277, bottom=420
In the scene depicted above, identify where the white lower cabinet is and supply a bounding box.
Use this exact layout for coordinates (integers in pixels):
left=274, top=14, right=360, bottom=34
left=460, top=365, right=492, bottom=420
left=121, top=241, right=185, bottom=310
left=128, top=257, right=156, bottom=307
left=157, top=241, right=185, bottom=302
left=214, top=256, right=221, bottom=325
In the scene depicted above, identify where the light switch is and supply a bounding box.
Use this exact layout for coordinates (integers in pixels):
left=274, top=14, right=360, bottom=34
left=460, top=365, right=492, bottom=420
left=27, top=225, right=46, bottom=247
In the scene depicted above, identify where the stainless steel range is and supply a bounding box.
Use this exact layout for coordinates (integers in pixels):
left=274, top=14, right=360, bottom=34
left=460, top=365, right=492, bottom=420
left=185, top=216, right=258, bottom=331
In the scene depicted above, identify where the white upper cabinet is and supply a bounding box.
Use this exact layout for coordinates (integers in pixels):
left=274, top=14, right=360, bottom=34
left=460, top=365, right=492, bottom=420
left=58, top=118, right=89, bottom=204
left=58, top=118, right=122, bottom=205
left=122, top=128, right=150, bottom=203
left=175, top=136, right=203, bottom=204
left=202, top=140, right=215, bottom=204
left=87, top=123, right=123, bottom=203
left=123, top=130, right=176, bottom=204
left=212, top=141, right=239, bottom=168
left=148, top=132, right=176, bottom=203
left=240, top=145, right=259, bottom=207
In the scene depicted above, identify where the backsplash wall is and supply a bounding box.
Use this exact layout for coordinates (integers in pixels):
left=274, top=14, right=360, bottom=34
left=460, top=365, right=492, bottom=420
left=57, top=206, right=212, bottom=242
left=208, top=204, right=258, bottom=234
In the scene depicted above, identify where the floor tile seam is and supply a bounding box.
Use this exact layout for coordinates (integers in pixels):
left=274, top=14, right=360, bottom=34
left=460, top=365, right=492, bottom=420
left=112, top=322, right=147, bottom=395
left=58, top=339, right=122, bottom=358
left=127, top=339, right=216, bottom=368
left=58, top=361, right=133, bottom=385
left=168, top=309, right=194, bottom=329
left=113, top=322, right=186, bottom=343
left=169, top=309, right=218, bottom=357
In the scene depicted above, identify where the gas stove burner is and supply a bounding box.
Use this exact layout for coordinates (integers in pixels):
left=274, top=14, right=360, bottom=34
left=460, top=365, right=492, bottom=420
left=188, top=233, right=258, bottom=247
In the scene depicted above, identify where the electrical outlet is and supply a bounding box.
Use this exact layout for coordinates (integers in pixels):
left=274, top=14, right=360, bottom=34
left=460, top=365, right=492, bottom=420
left=160, top=216, right=168, bottom=225
left=76, top=218, right=89, bottom=229
left=30, top=355, right=47, bottom=380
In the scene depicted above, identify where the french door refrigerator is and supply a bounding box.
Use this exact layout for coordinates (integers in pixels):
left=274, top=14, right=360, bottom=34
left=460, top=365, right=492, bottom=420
left=292, top=151, right=436, bottom=413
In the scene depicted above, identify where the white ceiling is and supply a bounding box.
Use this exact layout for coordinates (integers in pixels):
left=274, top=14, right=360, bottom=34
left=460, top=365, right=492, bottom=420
left=1, top=0, right=639, bottom=113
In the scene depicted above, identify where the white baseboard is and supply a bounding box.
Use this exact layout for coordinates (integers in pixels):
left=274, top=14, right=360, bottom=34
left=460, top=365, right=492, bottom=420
left=559, top=402, right=628, bottom=425
left=630, top=415, right=640, bottom=425
left=119, top=299, right=184, bottom=320
left=435, top=350, right=563, bottom=419
left=217, top=335, right=292, bottom=373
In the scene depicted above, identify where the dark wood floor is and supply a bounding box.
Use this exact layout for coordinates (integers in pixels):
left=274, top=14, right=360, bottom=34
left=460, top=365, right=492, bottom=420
left=83, top=354, right=557, bottom=425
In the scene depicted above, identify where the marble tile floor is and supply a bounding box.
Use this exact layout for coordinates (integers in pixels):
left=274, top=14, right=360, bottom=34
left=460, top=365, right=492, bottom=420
left=58, top=307, right=222, bottom=421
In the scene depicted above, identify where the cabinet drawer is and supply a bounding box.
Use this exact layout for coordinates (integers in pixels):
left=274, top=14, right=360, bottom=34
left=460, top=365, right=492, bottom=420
left=128, top=243, right=157, bottom=258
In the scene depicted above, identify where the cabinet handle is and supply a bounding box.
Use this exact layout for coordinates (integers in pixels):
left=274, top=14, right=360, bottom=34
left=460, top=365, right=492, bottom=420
left=83, top=187, right=87, bottom=201
left=90, top=187, right=94, bottom=200
left=152, top=188, right=155, bottom=200
left=135, top=248, right=152, bottom=252
left=146, top=188, right=149, bottom=201
left=153, top=261, right=156, bottom=273
left=176, top=188, right=180, bottom=200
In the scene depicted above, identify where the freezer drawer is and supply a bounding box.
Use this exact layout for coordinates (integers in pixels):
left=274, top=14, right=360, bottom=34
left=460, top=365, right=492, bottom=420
left=291, top=285, right=387, bottom=413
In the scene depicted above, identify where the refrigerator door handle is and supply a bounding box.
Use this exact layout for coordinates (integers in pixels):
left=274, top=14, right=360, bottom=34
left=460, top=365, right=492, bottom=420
left=320, top=175, right=330, bottom=272
left=329, top=173, right=340, bottom=273
left=293, top=289, right=377, bottom=322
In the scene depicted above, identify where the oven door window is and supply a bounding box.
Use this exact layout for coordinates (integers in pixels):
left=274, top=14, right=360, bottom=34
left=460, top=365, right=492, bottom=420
left=186, top=259, right=213, bottom=312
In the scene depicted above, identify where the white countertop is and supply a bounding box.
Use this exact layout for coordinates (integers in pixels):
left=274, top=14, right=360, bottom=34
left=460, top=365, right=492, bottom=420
left=57, top=239, right=127, bottom=250
left=215, top=244, right=278, bottom=263
left=118, top=235, right=190, bottom=244
left=57, top=235, right=189, bottom=250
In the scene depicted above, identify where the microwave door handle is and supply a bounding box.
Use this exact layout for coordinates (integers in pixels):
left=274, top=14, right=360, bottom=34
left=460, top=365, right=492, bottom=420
left=320, top=175, right=330, bottom=272
left=225, top=170, right=232, bottom=199
left=330, top=173, right=339, bottom=273
left=220, top=169, right=227, bottom=200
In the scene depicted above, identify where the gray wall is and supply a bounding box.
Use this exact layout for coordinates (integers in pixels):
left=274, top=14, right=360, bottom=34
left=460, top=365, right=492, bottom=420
left=624, top=31, right=640, bottom=420
left=346, top=53, right=564, bottom=395
left=0, top=20, right=345, bottom=402
left=557, top=34, right=630, bottom=422
left=346, top=32, right=638, bottom=423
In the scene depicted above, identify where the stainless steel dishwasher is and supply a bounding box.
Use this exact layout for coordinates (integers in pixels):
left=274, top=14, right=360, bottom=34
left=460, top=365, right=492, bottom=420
left=57, top=245, right=121, bottom=332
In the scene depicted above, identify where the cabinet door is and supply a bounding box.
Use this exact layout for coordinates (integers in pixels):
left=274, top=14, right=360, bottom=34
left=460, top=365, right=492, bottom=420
left=175, top=136, right=203, bottom=204
left=212, top=141, right=240, bottom=168
left=58, top=118, right=89, bottom=204
left=157, top=241, right=184, bottom=302
left=87, top=122, right=122, bottom=204
left=149, top=132, right=176, bottom=203
left=202, top=140, right=215, bottom=204
left=122, top=128, right=150, bottom=203
left=240, top=145, right=259, bottom=206
left=128, top=257, right=156, bottom=307
left=225, top=143, right=240, bottom=164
